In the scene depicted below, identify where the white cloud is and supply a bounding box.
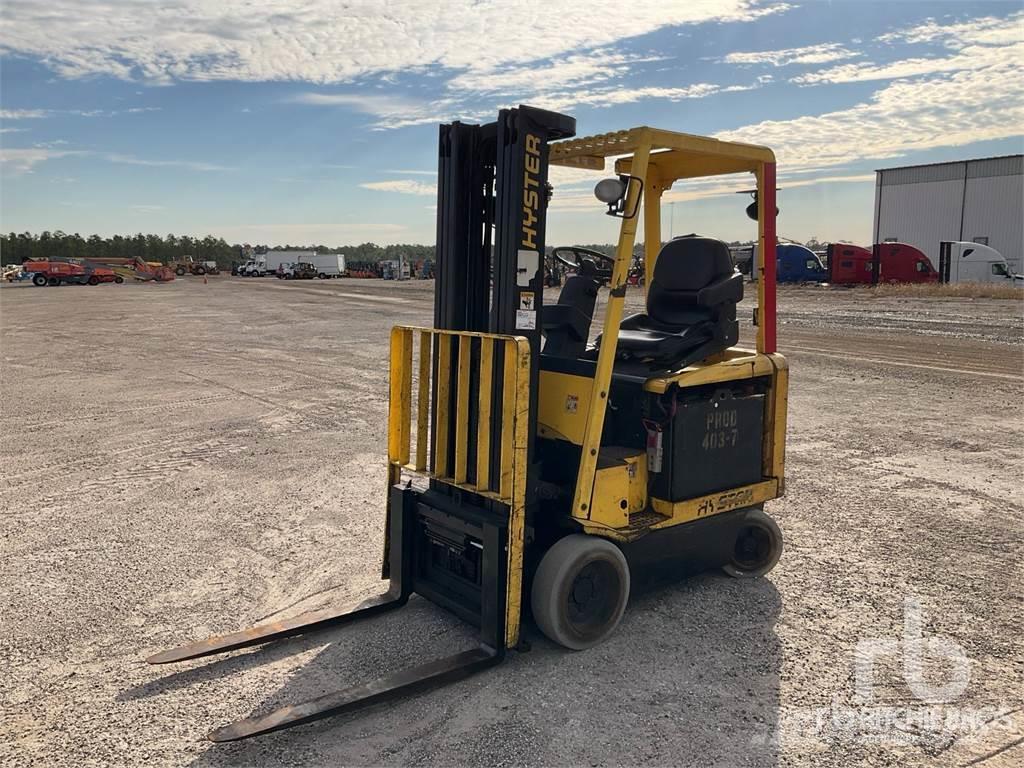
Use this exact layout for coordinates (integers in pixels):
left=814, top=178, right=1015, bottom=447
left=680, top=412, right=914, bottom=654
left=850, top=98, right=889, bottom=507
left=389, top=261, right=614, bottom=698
left=1, top=109, right=50, bottom=119
left=1, top=148, right=230, bottom=175
left=794, top=11, right=1024, bottom=85
left=1, top=127, right=29, bottom=134
left=104, top=153, right=229, bottom=171
left=295, top=79, right=747, bottom=128
left=448, top=51, right=665, bottom=94
left=0, top=148, right=85, bottom=174
left=361, top=179, right=437, bottom=196
left=289, top=92, right=463, bottom=129
left=879, top=12, right=1023, bottom=48
left=382, top=169, right=436, bottom=176
left=718, top=64, right=1024, bottom=173
left=527, top=83, right=726, bottom=113
left=714, top=13, right=1024, bottom=172
left=722, top=43, right=858, bottom=67
left=0, top=106, right=163, bottom=120
left=793, top=43, right=1024, bottom=85
left=0, top=1, right=792, bottom=84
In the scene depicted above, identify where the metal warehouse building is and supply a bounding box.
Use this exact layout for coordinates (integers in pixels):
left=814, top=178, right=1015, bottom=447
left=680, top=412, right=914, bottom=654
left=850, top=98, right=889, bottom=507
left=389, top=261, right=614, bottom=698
left=873, top=154, right=1024, bottom=274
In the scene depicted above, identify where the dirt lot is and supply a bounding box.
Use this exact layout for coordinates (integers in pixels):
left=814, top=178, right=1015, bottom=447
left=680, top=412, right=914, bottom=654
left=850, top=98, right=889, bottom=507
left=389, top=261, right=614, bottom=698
left=2, top=277, right=1022, bottom=768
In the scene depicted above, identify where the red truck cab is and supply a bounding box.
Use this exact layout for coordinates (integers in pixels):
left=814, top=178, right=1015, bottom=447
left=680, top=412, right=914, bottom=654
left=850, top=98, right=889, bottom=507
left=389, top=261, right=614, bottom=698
left=876, top=243, right=938, bottom=284
left=826, top=242, right=938, bottom=284
left=827, top=243, right=873, bottom=284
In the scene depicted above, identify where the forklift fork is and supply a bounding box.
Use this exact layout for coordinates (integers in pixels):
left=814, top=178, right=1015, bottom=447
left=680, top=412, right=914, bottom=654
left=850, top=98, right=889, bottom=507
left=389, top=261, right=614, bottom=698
left=208, top=646, right=500, bottom=741
left=145, top=591, right=406, bottom=665
left=146, top=485, right=509, bottom=742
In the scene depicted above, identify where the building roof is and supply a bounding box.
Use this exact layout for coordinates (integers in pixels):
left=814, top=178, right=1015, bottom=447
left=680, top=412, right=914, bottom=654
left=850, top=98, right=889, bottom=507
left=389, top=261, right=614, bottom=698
left=875, top=154, right=1022, bottom=173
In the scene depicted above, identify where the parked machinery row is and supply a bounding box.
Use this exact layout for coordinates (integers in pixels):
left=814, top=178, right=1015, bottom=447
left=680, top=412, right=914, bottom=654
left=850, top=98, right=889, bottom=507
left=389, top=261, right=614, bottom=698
left=729, top=239, right=1018, bottom=285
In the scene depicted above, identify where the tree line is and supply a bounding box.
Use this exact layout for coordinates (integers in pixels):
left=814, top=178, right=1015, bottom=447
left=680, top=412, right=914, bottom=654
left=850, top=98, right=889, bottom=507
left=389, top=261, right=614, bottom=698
left=2, top=231, right=238, bottom=266
left=0, top=231, right=444, bottom=268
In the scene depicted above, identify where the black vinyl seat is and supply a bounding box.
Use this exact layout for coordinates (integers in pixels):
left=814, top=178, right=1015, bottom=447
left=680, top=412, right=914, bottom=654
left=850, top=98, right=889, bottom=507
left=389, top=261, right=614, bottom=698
left=598, top=235, right=742, bottom=370
left=542, top=261, right=602, bottom=359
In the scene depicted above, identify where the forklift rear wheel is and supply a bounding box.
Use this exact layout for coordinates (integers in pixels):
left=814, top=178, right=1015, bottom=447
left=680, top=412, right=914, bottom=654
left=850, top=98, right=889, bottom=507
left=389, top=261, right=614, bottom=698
left=531, top=534, right=630, bottom=650
left=722, top=508, right=782, bottom=579
left=33, top=274, right=47, bottom=286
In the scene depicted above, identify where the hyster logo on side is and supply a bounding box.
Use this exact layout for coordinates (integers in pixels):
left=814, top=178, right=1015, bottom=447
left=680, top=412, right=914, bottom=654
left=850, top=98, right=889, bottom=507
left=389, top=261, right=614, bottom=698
left=522, top=134, right=540, bottom=249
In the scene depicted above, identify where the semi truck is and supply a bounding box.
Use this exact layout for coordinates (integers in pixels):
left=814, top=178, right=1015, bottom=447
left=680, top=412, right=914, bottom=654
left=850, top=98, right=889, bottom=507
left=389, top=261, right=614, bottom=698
left=238, top=253, right=297, bottom=277
left=776, top=243, right=827, bottom=283
left=827, top=242, right=938, bottom=285
left=238, top=251, right=343, bottom=277
left=750, top=243, right=827, bottom=283
left=938, top=241, right=1021, bottom=284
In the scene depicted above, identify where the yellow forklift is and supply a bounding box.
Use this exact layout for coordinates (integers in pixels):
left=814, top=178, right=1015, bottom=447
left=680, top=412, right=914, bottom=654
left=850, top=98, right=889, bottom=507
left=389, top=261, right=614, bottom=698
left=147, top=106, right=787, bottom=741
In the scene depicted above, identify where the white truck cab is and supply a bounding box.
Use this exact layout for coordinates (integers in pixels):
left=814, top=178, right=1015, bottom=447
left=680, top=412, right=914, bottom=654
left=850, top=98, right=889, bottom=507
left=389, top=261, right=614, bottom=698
left=238, top=259, right=267, bottom=277
left=938, top=241, right=1021, bottom=284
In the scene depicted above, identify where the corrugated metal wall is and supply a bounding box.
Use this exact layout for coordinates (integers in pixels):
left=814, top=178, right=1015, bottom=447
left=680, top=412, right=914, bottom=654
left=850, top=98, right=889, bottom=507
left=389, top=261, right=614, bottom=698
left=874, top=155, right=1023, bottom=272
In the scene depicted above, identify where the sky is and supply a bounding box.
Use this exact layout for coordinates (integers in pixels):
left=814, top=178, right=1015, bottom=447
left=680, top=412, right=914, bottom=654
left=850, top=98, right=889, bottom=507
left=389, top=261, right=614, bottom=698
left=1, top=0, right=1022, bottom=248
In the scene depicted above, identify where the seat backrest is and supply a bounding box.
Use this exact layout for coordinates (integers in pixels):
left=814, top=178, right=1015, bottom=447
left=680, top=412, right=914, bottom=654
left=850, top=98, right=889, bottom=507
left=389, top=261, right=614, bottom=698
left=647, top=235, right=734, bottom=326
left=556, top=272, right=600, bottom=314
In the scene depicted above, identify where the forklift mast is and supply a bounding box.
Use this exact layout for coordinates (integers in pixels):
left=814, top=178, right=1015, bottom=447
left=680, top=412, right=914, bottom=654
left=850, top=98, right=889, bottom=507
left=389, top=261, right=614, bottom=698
left=433, top=106, right=575, bottom=508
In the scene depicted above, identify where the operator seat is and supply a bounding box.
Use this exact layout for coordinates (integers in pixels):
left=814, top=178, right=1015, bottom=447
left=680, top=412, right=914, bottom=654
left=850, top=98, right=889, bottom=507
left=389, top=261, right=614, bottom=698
left=542, top=260, right=602, bottom=358
left=597, top=235, right=742, bottom=371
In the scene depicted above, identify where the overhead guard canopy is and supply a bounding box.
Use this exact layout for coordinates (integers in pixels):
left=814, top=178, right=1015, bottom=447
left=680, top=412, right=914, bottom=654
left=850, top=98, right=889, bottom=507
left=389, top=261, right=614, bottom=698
left=549, top=127, right=774, bottom=184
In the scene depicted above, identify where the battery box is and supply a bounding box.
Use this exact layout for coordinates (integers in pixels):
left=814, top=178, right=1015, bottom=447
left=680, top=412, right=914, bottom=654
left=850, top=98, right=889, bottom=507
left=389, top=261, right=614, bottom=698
left=649, top=388, right=765, bottom=502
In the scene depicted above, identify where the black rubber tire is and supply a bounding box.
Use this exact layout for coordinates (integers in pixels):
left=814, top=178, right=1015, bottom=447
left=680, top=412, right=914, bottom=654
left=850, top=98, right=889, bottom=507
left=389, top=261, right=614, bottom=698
left=175, top=266, right=186, bottom=276
left=33, top=274, right=47, bottom=287
left=87, top=275, right=99, bottom=285
left=47, top=277, right=61, bottom=286
left=196, top=266, right=206, bottom=275
left=114, top=276, right=124, bottom=284
left=531, top=534, right=630, bottom=650
left=318, top=273, right=327, bottom=279
left=722, top=508, right=783, bottom=578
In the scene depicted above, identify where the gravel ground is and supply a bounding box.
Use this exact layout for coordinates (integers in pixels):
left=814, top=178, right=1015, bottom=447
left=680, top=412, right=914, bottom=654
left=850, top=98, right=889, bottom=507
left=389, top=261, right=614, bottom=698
left=1, top=277, right=1022, bottom=768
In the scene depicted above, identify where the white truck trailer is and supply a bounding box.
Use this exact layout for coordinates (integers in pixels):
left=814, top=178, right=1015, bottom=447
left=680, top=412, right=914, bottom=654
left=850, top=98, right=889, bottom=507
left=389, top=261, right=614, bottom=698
left=938, top=241, right=1021, bottom=284
left=306, top=254, right=347, bottom=279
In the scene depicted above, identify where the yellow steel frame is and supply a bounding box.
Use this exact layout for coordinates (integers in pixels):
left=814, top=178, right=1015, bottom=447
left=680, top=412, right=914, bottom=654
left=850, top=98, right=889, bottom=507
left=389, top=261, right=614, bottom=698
left=386, top=326, right=532, bottom=649
left=549, top=126, right=783, bottom=533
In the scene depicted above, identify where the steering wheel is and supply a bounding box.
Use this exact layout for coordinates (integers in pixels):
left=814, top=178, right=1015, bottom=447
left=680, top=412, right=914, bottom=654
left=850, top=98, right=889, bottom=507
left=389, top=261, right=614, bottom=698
left=552, top=247, right=616, bottom=280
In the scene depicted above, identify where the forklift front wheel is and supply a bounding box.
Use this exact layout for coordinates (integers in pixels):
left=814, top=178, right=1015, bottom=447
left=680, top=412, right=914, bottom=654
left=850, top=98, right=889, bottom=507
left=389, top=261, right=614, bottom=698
left=531, top=534, right=630, bottom=650
left=722, top=508, right=783, bottom=579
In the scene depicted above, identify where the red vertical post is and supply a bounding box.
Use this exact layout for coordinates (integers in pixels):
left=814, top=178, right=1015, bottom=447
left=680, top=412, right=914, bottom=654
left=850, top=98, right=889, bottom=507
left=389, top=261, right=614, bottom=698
left=762, top=162, right=777, bottom=354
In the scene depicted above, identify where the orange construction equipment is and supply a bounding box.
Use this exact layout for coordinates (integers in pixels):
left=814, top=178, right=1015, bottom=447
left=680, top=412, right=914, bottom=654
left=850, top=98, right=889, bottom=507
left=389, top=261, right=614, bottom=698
left=87, top=256, right=176, bottom=282
left=21, top=258, right=124, bottom=286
